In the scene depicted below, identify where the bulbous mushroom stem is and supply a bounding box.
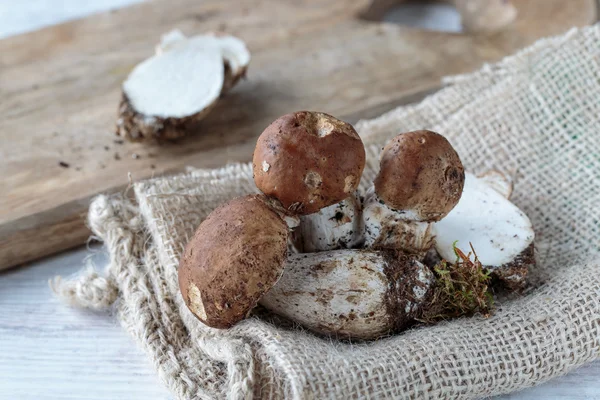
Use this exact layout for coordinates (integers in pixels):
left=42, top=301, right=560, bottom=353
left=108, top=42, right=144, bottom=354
left=260, top=249, right=435, bottom=340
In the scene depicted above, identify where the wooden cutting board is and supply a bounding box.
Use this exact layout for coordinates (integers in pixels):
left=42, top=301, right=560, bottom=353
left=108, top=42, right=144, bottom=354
left=0, top=0, right=596, bottom=270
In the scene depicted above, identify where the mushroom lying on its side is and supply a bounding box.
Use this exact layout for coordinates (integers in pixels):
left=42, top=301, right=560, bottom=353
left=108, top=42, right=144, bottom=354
left=433, top=173, right=535, bottom=290
left=260, top=249, right=435, bottom=340
left=363, top=130, right=465, bottom=255
left=117, top=31, right=250, bottom=141
left=292, top=192, right=363, bottom=252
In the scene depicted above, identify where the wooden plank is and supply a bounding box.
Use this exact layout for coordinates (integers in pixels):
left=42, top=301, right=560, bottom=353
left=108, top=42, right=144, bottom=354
left=0, top=0, right=596, bottom=269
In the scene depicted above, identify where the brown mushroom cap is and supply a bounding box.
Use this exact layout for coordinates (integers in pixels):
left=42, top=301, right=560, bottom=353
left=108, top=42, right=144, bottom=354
left=178, top=194, right=289, bottom=329
left=253, top=111, right=366, bottom=215
left=374, top=130, right=465, bottom=222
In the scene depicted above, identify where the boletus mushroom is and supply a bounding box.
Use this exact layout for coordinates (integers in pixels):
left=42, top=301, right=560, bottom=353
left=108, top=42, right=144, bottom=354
left=253, top=111, right=366, bottom=215
left=363, top=130, right=465, bottom=255
left=178, top=194, right=289, bottom=329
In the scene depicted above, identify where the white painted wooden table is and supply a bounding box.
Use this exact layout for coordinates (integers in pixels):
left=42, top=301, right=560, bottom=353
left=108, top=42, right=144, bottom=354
left=1, top=2, right=598, bottom=399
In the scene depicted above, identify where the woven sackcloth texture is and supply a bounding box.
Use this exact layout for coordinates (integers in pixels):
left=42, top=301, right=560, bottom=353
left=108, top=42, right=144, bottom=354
left=54, top=25, right=600, bottom=399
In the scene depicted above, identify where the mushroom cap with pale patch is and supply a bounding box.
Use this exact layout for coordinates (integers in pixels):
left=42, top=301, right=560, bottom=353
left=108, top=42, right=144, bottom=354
left=178, top=195, right=289, bottom=329
left=252, top=111, right=366, bottom=215
left=374, top=130, right=465, bottom=222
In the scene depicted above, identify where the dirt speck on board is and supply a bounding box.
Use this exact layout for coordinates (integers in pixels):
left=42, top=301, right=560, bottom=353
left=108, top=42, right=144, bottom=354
left=132, top=153, right=140, bottom=159
left=114, top=153, right=121, bottom=161
left=113, top=139, right=124, bottom=145
left=58, top=161, right=70, bottom=168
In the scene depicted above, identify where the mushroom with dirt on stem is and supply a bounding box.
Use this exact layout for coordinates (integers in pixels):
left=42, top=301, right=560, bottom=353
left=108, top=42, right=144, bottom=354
left=259, top=249, right=435, bottom=340
left=117, top=30, right=250, bottom=141
left=362, top=130, right=465, bottom=256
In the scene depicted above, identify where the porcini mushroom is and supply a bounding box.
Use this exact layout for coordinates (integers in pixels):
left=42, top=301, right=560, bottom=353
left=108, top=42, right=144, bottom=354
left=432, top=173, right=535, bottom=290
left=260, top=249, right=435, bottom=340
left=178, top=194, right=289, bottom=329
left=117, top=31, right=250, bottom=141
left=363, top=130, right=465, bottom=255
left=253, top=111, right=366, bottom=215
left=292, top=192, right=363, bottom=252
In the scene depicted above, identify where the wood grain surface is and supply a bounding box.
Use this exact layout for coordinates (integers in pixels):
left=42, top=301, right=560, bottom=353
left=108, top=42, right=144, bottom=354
left=0, top=0, right=596, bottom=270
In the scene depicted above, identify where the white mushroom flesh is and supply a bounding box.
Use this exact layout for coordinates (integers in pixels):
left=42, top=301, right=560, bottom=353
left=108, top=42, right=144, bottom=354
left=294, top=193, right=363, bottom=252
left=433, top=173, right=534, bottom=268
left=362, top=187, right=434, bottom=255
left=124, top=33, right=250, bottom=119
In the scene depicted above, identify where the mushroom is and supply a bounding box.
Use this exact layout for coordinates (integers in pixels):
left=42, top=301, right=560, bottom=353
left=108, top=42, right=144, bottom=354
left=363, top=130, right=465, bottom=255
left=117, top=31, right=250, bottom=141
left=432, top=172, right=535, bottom=291
left=253, top=111, right=366, bottom=215
left=292, top=192, right=363, bottom=252
left=259, top=249, right=435, bottom=340
left=178, top=194, right=289, bottom=329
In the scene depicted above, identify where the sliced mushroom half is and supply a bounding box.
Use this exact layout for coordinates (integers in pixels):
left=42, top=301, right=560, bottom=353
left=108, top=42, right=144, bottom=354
left=432, top=173, right=534, bottom=290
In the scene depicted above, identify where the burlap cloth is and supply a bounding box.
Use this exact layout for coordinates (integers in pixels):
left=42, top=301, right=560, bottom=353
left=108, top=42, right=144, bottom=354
left=53, top=26, right=600, bottom=399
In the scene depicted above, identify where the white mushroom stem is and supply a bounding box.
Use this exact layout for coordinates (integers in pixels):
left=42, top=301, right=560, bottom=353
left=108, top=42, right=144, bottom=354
left=433, top=173, right=534, bottom=290
left=293, top=193, right=363, bottom=252
left=362, top=187, right=435, bottom=256
left=260, top=249, right=435, bottom=340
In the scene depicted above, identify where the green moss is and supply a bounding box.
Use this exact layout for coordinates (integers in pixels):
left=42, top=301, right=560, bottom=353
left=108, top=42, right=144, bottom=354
left=418, top=242, right=494, bottom=323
